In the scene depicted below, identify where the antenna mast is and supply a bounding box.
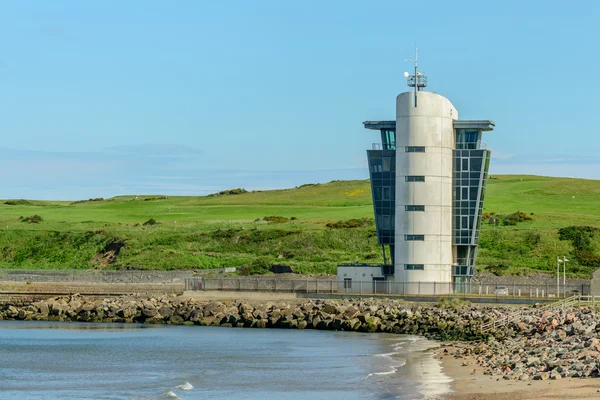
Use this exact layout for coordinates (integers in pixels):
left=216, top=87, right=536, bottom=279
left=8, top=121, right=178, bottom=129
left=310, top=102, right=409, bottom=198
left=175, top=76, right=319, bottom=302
left=404, top=48, right=427, bottom=107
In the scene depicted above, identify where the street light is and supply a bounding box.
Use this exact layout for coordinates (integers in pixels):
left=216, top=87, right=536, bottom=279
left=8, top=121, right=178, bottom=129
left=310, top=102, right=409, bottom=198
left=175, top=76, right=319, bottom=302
left=557, top=256, right=569, bottom=298
left=563, top=257, right=569, bottom=295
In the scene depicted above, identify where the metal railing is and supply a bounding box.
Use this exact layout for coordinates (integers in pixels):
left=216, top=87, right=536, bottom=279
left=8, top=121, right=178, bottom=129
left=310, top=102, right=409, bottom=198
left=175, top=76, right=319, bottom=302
left=480, top=294, right=600, bottom=333
left=185, top=278, right=590, bottom=299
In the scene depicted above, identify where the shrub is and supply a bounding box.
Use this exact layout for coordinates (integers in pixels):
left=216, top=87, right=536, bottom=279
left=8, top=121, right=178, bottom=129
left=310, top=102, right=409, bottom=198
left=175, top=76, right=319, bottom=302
left=298, top=183, right=319, bottom=188
left=437, top=298, right=470, bottom=309
left=290, top=216, right=298, bottom=221
left=486, top=263, right=510, bottom=276
left=4, top=199, right=31, bottom=206
left=240, top=257, right=271, bottom=276
left=263, top=216, right=289, bottom=223
left=143, top=196, right=168, bottom=201
left=207, top=188, right=248, bottom=197
left=19, top=215, right=43, bottom=223
left=71, top=198, right=104, bottom=205
left=325, top=218, right=373, bottom=229
left=143, top=218, right=158, bottom=226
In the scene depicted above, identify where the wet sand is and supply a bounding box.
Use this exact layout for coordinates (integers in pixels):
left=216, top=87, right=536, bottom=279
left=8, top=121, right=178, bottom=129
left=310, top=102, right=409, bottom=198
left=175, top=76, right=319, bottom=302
left=436, top=346, right=600, bottom=399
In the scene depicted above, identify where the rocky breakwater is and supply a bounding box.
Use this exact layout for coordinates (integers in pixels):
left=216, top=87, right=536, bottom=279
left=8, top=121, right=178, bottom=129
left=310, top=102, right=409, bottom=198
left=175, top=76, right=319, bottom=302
left=447, top=307, right=600, bottom=381
left=0, top=295, right=489, bottom=340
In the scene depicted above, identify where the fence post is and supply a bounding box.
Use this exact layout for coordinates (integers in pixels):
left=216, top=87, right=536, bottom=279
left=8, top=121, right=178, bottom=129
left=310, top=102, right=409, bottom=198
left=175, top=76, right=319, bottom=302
left=330, top=280, right=333, bottom=294
left=546, top=283, right=548, bottom=298
left=434, top=281, right=436, bottom=296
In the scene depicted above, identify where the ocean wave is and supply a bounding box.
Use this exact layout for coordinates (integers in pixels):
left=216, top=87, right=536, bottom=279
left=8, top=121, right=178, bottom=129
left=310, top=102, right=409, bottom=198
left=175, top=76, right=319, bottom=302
left=366, top=360, right=407, bottom=377
left=177, top=382, right=193, bottom=391
left=165, top=391, right=180, bottom=399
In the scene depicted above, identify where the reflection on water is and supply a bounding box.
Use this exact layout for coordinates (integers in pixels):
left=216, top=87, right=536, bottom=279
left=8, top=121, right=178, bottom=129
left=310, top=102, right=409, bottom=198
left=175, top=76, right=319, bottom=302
left=0, top=321, right=451, bottom=400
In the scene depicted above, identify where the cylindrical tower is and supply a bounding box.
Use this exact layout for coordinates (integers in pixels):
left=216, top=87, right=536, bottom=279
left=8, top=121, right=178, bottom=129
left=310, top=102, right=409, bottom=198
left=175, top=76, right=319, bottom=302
left=394, top=91, right=457, bottom=294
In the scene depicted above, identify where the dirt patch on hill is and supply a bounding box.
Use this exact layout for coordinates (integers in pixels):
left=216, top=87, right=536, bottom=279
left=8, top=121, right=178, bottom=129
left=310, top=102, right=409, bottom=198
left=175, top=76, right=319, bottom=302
left=91, top=240, right=125, bottom=267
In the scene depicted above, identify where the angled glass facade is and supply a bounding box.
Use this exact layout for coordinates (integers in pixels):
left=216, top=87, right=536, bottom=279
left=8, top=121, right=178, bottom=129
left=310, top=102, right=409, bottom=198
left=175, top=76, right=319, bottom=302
left=452, top=128, right=491, bottom=277
left=367, top=144, right=396, bottom=266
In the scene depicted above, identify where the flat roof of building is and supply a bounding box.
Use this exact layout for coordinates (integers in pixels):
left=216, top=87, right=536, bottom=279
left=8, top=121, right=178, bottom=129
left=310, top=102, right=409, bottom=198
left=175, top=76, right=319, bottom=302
left=363, top=121, right=395, bottom=130
left=363, top=120, right=495, bottom=131
left=453, top=120, right=495, bottom=131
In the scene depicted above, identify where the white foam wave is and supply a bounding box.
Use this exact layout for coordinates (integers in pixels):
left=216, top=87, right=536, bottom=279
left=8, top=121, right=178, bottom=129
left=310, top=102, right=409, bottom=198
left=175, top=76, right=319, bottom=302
left=165, top=391, right=180, bottom=399
left=177, top=382, right=193, bottom=391
left=374, top=352, right=397, bottom=358
left=366, top=360, right=406, bottom=377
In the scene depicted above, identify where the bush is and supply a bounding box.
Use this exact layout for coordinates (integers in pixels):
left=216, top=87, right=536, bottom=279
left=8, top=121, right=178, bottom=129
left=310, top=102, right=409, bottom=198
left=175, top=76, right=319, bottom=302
left=290, top=216, right=298, bottom=221
left=71, top=198, right=104, bottom=205
left=4, top=199, right=31, bottom=206
left=437, top=298, right=470, bottom=309
left=486, top=263, right=510, bottom=276
left=143, top=196, right=168, bottom=201
left=240, top=257, right=271, bottom=275
left=143, top=218, right=158, bottom=226
left=263, top=216, right=289, bottom=223
left=326, top=218, right=373, bottom=229
left=19, top=215, right=43, bottom=223
left=207, top=188, right=248, bottom=197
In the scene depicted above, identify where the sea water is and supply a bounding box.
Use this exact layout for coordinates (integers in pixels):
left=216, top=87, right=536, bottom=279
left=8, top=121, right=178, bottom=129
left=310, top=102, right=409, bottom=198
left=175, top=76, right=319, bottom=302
left=0, top=321, right=451, bottom=399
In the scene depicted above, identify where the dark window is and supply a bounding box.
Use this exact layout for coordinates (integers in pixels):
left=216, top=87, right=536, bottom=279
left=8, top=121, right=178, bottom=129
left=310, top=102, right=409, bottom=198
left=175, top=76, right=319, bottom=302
left=382, top=157, right=392, bottom=172
left=461, top=187, right=468, bottom=200
left=405, top=264, right=424, bottom=270
left=461, top=158, right=469, bottom=171
left=343, top=278, right=352, bottom=289
left=405, top=146, right=425, bottom=153
left=461, top=216, right=469, bottom=229
left=405, top=234, right=424, bottom=241
left=405, top=205, right=425, bottom=211
left=382, top=187, right=391, bottom=200
left=405, top=176, right=425, bottom=182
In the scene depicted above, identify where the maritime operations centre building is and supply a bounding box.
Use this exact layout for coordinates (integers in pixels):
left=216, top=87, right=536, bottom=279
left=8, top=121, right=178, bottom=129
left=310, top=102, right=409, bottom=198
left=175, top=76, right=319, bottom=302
left=338, top=65, right=494, bottom=295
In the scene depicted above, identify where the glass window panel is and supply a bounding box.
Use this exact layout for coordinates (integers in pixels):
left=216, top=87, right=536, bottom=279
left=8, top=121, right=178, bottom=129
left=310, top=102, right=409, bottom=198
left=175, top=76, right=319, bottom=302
left=404, top=235, right=425, bottom=241
left=461, top=158, right=469, bottom=171
left=382, top=158, right=391, bottom=172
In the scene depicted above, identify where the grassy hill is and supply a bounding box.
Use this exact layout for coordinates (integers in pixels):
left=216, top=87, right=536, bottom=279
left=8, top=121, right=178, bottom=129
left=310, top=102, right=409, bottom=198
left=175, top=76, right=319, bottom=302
left=1, top=175, right=600, bottom=277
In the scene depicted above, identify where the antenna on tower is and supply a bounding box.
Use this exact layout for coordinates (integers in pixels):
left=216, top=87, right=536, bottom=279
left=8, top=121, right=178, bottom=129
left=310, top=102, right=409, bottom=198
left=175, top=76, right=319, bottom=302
left=403, top=48, right=427, bottom=107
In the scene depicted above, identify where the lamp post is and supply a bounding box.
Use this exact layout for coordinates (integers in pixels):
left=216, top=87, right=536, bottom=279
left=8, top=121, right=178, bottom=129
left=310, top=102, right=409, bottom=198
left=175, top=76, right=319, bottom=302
left=563, top=257, right=569, bottom=296
left=557, top=257, right=564, bottom=297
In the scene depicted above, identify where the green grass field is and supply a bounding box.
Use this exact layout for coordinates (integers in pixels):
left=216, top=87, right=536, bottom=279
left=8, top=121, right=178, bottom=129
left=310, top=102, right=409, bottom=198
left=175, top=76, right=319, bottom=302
left=1, top=175, right=599, bottom=277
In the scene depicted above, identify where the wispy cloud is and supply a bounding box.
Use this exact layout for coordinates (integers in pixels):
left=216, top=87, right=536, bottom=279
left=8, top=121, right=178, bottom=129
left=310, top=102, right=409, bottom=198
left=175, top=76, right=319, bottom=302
left=2, top=146, right=598, bottom=200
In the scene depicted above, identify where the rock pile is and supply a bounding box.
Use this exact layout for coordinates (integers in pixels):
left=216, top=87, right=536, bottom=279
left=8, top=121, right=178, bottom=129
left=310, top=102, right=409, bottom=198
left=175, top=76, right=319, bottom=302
left=0, top=295, right=486, bottom=340
left=447, top=307, right=600, bottom=380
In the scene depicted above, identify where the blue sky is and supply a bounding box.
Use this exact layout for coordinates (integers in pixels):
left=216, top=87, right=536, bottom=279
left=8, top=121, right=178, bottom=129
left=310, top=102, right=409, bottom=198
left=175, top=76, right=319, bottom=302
left=1, top=1, right=599, bottom=199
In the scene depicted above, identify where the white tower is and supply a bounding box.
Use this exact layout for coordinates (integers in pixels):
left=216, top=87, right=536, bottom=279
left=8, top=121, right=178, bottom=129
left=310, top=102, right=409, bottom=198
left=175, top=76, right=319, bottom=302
left=395, top=91, right=457, bottom=294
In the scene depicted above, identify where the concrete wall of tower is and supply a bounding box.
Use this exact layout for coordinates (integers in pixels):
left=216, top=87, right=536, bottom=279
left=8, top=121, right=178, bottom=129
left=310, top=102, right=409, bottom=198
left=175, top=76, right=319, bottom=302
left=394, top=91, right=457, bottom=291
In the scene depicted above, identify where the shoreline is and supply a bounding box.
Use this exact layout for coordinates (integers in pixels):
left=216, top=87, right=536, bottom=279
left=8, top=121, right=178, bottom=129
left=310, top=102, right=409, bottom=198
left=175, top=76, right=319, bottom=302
left=437, top=345, right=600, bottom=399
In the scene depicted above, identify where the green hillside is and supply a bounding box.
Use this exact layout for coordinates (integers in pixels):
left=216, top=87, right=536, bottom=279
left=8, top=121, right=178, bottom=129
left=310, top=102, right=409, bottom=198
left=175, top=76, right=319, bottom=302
left=1, top=175, right=600, bottom=277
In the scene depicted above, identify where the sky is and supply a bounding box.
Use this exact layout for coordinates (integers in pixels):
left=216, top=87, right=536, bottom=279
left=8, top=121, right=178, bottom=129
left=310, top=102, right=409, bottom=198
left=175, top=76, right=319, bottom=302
left=1, top=1, right=599, bottom=199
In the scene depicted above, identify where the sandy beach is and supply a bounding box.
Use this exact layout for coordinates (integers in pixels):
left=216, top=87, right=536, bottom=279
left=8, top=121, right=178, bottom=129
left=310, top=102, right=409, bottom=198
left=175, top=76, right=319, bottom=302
left=438, top=346, right=600, bottom=399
